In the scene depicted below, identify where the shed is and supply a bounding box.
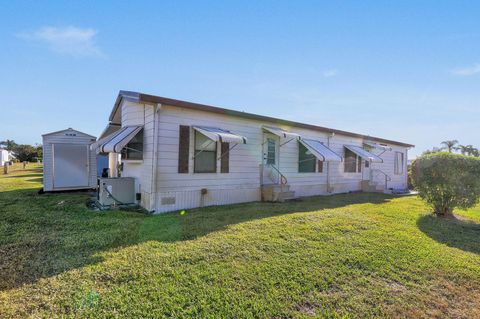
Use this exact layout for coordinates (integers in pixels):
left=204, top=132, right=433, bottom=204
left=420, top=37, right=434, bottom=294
left=42, top=128, right=97, bottom=191
left=0, top=149, right=11, bottom=166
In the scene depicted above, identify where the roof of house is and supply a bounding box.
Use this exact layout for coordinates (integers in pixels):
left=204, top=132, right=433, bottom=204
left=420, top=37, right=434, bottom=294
left=109, top=90, right=414, bottom=148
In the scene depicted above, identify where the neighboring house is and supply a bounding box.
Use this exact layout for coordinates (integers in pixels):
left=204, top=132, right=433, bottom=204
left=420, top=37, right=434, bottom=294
left=0, top=149, right=13, bottom=166
left=92, top=91, right=414, bottom=213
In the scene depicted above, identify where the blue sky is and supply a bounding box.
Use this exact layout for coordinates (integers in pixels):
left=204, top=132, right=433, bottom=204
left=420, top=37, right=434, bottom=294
left=1, top=1, right=479, bottom=157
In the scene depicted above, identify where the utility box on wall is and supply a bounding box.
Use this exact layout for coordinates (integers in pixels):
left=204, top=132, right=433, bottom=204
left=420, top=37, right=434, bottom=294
left=42, top=128, right=97, bottom=192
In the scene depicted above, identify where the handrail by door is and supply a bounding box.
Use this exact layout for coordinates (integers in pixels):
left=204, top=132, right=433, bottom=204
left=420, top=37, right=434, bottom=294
left=260, top=163, right=288, bottom=187
left=370, top=168, right=392, bottom=190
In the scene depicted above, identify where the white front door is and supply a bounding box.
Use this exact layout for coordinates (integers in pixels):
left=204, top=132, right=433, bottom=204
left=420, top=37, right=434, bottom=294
left=262, top=133, right=279, bottom=184
left=53, top=144, right=89, bottom=188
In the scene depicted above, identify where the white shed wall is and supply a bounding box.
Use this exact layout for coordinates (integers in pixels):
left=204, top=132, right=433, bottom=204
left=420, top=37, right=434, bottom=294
left=0, top=150, right=9, bottom=166
left=42, top=129, right=97, bottom=191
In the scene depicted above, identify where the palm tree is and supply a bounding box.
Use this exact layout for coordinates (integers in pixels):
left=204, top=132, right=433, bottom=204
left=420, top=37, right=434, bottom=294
left=440, top=140, right=459, bottom=153
left=465, top=145, right=479, bottom=157
left=455, top=144, right=468, bottom=155
left=455, top=144, right=479, bottom=156
left=0, top=139, right=17, bottom=151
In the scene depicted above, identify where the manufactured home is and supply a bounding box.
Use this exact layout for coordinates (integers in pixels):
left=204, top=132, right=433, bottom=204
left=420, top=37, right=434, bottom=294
left=92, top=91, right=413, bottom=213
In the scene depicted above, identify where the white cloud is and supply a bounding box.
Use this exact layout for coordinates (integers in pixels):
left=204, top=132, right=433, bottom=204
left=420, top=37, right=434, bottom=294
left=18, top=26, right=104, bottom=57
left=322, top=69, right=338, bottom=78
left=451, top=63, right=480, bottom=76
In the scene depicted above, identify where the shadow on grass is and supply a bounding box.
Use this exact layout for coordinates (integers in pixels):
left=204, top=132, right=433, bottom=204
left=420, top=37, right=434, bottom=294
left=0, top=184, right=393, bottom=291
left=4, top=173, right=43, bottom=179
left=144, top=192, right=395, bottom=242
left=417, top=214, right=480, bottom=254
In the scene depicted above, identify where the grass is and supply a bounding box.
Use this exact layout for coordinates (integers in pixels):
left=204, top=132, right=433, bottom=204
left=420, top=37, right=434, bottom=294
left=1, top=165, right=480, bottom=318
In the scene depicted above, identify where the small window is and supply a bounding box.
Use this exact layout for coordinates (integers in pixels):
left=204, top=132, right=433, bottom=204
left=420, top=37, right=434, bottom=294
left=266, top=138, right=276, bottom=165
left=121, top=129, right=144, bottom=160
left=394, top=152, right=404, bottom=175
left=299, top=143, right=316, bottom=173
left=365, top=161, right=370, bottom=168
left=194, top=131, right=217, bottom=173
left=358, top=157, right=362, bottom=173
left=344, top=148, right=358, bottom=173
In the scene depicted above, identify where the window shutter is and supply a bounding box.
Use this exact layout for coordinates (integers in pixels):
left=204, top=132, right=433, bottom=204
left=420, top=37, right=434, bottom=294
left=318, top=160, right=323, bottom=173
left=178, top=125, right=190, bottom=173
left=220, top=142, right=229, bottom=173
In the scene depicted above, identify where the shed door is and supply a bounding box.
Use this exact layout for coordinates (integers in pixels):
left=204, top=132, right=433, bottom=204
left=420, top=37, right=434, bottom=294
left=53, top=144, right=89, bottom=188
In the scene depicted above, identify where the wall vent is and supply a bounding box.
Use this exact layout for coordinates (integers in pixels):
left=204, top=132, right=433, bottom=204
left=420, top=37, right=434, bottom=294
left=161, top=197, right=176, bottom=205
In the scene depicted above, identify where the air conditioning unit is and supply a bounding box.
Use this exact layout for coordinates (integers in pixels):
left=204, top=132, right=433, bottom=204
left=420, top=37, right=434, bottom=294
left=97, top=177, right=135, bottom=207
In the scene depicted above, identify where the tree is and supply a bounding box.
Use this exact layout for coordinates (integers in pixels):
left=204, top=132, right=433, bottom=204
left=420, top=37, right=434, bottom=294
left=440, top=140, right=458, bottom=153
left=12, top=144, right=40, bottom=162
left=455, top=144, right=468, bottom=155
left=422, top=147, right=443, bottom=156
left=455, top=145, right=479, bottom=157
left=0, top=139, right=17, bottom=151
left=411, top=153, right=480, bottom=217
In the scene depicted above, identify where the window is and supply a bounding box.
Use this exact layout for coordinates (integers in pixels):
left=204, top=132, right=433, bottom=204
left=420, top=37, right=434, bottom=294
left=299, top=143, right=316, bottom=173
left=266, top=138, right=276, bottom=165
left=394, top=151, right=404, bottom=175
left=121, top=129, right=144, bottom=160
left=344, top=148, right=358, bottom=173
left=365, top=161, right=370, bottom=168
left=194, top=131, right=217, bottom=173
left=358, top=157, right=362, bottom=173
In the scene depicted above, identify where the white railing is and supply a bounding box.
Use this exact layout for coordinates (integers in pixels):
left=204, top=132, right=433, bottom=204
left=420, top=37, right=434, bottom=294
left=370, top=169, right=392, bottom=190
left=260, top=164, right=288, bottom=187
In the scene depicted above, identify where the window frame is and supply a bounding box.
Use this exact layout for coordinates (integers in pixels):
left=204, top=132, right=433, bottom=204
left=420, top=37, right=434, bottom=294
left=344, top=148, right=360, bottom=173
left=120, top=129, right=144, bottom=161
left=193, top=131, right=218, bottom=173
left=298, top=142, right=317, bottom=173
left=394, top=151, right=404, bottom=175
left=318, top=160, right=324, bottom=173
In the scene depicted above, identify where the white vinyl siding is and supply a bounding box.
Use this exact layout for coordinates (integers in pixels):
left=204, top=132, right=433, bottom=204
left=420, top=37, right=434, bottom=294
left=116, top=101, right=410, bottom=213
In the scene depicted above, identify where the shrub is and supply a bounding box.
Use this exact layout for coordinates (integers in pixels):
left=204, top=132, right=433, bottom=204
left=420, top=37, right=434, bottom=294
left=411, top=152, right=480, bottom=217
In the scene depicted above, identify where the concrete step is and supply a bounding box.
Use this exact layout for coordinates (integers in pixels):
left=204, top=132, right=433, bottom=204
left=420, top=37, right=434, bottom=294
left=362, top=180, right=386, bottom=193
left=277, top=191, right=296, bottom=202
left=261, top=184, right=295, bottom=202
left=264, top=184, right=290, bottom=192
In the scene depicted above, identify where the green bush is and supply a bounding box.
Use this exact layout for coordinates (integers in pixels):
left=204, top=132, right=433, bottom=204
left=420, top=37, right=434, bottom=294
left=411, top=152, right=480, bottom=217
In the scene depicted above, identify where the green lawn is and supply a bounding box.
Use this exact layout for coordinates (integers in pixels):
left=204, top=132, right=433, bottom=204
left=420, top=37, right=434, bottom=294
left=1, top=165, right=480, bottom=318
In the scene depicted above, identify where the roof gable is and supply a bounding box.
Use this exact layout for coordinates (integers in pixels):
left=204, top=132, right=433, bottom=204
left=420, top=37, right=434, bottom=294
left=42, top=128, right=96, bottom=139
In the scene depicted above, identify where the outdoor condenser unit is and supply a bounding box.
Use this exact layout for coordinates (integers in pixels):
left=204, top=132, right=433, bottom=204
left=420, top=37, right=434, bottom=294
left=97, top=177, right=135, bottom=206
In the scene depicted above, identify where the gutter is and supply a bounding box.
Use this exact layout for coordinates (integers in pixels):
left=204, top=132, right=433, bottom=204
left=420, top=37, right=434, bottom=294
left=150, top=103, right=161, bottom=213
left=111, top=90, right=415, bottom=148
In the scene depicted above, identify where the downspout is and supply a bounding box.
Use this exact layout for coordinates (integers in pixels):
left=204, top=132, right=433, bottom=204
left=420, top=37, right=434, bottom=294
left=405, top=148, right=409, bottom=189
left=150, top=103, right=161, bottom=213
left=327, top=132, right=335, bottom=193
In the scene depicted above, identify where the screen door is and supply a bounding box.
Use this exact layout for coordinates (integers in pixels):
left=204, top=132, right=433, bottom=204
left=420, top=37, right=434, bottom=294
left=53, top=144, right=89, bottom=188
